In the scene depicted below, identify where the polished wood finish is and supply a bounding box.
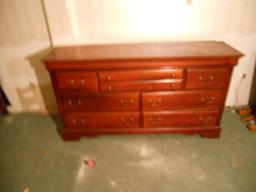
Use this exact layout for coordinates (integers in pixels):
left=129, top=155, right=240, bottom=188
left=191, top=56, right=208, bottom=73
left=43, top=41, right=243, bottom=140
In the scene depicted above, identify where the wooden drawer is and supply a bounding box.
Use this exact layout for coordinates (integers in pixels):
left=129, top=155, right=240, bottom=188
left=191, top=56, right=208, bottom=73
left=62, top=93, right=139, bottom=111
left=100, top=79, right=183, bottom=92
left=143, top=111, right=218, bottom=128
left=66, top=112, right=140, bottom=128
left=99, top=69, right=184, bottom=81
left=142, top=90, right=222, bottom=110
left=186, top=69, right=228, bottom=89
left=56, top=72, right=98, bottom=92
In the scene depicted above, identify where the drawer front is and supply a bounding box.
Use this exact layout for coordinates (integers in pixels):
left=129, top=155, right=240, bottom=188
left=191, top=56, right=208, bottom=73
left=142, top=90, right=222, bottom=110
left=62, top=93, right=139, bottom=111
left=186, top=69, right=228, bottom=89
left=143, top=111, right=218, bottom=128
left=56, top=72, right=98, bottom=92
left=66, top=112, right=140, bottom=128
left=99, top=69, right=184, bottom=81
left=101, top=80, right=183, bottom=92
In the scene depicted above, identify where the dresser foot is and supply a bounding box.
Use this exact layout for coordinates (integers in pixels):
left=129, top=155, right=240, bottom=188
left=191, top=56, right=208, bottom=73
left=62, top=133, right=81, bottom=141
left=200, top=129, right=221, bottom=138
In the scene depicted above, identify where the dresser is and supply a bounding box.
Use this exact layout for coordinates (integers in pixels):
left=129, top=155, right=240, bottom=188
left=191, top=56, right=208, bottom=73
left=43, top=41, right=243, bottom=140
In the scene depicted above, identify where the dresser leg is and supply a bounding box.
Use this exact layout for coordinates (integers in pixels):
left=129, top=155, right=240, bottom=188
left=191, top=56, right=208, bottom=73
left=200, top=129, right=221, bottom=138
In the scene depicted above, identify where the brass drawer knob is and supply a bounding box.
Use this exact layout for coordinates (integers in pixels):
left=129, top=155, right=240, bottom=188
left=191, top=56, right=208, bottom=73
left=171, top=73, right=176, bottom=78
left=106, top=75, right=111, bottom=80
left=80, top=80, right=85, bottom=85
left=81, top=118, right=86, bottom=124
left=170, top=84, right=175, bottom=88
left=209, top=75, right=214, bottom=80
left=78, top=100, right=82, bottom=105
left=210, top=97, right=215, bottom=101
left=130, top=99, right=134, bottom=104
left=198, top=116, right=203, bottom=120
left=107, top=86, right=112, bottom=91
left=70, top=79, right=75, bottom=85
left=120, top=99, right=124, bottom=104
left=198, top=76, right=203, bottom=81
left=68, top=100, right=72, bottom=105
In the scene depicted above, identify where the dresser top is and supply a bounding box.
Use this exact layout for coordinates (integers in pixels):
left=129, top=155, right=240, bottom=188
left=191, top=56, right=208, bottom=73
left=43, top=41, right=243, bottom=63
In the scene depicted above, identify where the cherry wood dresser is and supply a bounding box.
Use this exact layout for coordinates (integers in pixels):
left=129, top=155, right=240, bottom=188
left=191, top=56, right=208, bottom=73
left=43, top=41, right=243, bottom=140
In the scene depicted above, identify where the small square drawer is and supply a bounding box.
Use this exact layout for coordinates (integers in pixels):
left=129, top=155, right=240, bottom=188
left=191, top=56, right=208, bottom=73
left=186, top=69, right=228, bottom=89
left=66, top=112, right=140, bottom=128
left=56, top=72, right=98, bottom=92
left=143, top=111, right=219, bottom=128
left=99, top=69, right=184, bottom=81
left=62, top=93, right=139, bottom=111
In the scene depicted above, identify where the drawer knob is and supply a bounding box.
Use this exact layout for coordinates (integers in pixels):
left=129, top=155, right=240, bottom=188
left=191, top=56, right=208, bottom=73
left=209, top=75, right=214, bottom=80
left=80, top=80, right=85, bottom=85
left=130, top=99, right=134, bottom=104
left=170, top=84, right=175, bottom=88
left=130, top=117, right=135, bottom=123
left=68, top=100, right=72, bottom=105
left=210, top=97, right=215, bottom=101
left=106, top=75, right=111, bottom=81
left=171, top=73, right=176, bottom=78
left=107, top=86, right=112, bottom=91
left=81, top=118, right=86, bottom=124
left=120, top=99, right=124, bottom=104
left=198, top=76, right=203, bottom=81
left=198, top=116, right=203, bottom=120
left=77, top=100, right=82, bottom=105
left=121, top=117, right=126, bottom=122
left=70, top=79, right=75, bottom=85
left=72, top=118, right=76, bottom=124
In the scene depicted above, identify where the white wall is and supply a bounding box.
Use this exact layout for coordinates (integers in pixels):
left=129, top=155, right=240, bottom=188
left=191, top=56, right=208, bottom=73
left=0, top=0, right=256, bottom=112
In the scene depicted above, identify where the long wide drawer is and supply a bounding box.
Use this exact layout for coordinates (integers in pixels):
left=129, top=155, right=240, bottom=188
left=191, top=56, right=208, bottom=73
left=100, top=79, right=183, bottom=92
left=66, top=112, right=140, bottom=128
left=142, top=90, right=222, bottom=110
left=143, top=111, right=218, bottom=128
left=55, top=71, right=98, bottom=92
left=99, top=69, right=184, bottom=81
left=62, top=93, right=139, bottom=111
left=186, top=69, right=228, bottom=89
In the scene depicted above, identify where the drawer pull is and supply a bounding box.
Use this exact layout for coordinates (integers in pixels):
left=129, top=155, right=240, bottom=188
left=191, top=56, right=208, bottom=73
left=198, top=76, right=203, bottom=81
left=72, top=119, right=76, bottom=124
left=209, top=75, right=214, bottom=80
left=70, top=79, right=75, bottom=85
left=78, top=100, right=82, bottom=105
left=81, top=118, right=86, bottom=124
left=106, top=75, right=111, bottom=81
left=107, top=86, right=112, bottom=91
left=68, top=100, right=72, bottom=105
left=198, top=116, right=203, bottom=120
left=121, top=117, right=126, bottom=122
left=158, top=98, right=162, bottom=103
left=80, top=80, right=85, bottom=85
left=130, top=118, right=135, bottom=123
left=210, top=97, right=215, bottom=101
left=120, top=99, right=124, bottom=104
left=130, top=99, right=134, bottom=104
left=170, top=84, right=175, bottom=88
left=171, top=73, right=176, bottom=78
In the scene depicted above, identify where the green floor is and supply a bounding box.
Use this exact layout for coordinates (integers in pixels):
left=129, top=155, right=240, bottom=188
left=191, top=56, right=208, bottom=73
left=0, top=109, right=256, bottom=192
